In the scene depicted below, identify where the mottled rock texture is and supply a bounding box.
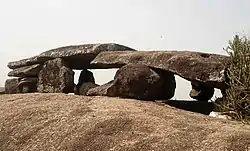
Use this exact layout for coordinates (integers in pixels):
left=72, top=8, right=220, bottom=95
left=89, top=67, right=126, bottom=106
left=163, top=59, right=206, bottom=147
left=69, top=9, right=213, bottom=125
left=88, top=64, right=176, bottom=101
left=8, top=43, right=135, bottom=69
left=91, top=51, right=229, bottom=90
left=5, top=78, right=20, bottom=94
left=8, top=64, right=41, bottom=77
left=108, top=64, right=176, bottom=100
left=37, top=58, right=74, bottom=93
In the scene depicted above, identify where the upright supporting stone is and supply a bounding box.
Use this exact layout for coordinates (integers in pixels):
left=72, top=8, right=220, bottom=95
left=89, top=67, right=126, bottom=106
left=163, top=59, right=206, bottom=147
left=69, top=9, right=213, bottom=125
left=5, top=78, right=20, bottom=94
left=37, top=58, right=74, bottom=93
left=155, top=69, right=176, bottom=100
left=77, top=69, right=95, bottom=85
left=189, top=81, right=214, bottom=102
left=75, top=69, right=95, bottom=95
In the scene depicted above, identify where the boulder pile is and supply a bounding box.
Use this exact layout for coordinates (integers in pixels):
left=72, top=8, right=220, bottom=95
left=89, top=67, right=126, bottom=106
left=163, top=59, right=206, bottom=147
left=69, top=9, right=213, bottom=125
left=6, top=43, right=135, bottom=94
left=6, top=43, right=229, bottom=102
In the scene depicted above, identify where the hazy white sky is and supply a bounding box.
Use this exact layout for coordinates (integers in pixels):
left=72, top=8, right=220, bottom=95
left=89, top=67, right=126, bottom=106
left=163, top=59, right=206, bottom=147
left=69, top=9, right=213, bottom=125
left=0, top=0, right=250, bottom=99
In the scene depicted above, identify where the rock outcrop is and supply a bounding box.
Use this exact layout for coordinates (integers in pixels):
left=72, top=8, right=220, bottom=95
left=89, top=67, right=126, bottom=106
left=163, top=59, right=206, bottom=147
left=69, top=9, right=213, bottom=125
left=37, top=58, right=75, bottom=93
left=0, top=93, right=250, bottom=151
left=5, top=78, right=20, bottom=94
left=91, top=51, right=229, bottom=90
left=7, top=43, right=135, bottom=70
left=8, top=64, right=41, bottom=77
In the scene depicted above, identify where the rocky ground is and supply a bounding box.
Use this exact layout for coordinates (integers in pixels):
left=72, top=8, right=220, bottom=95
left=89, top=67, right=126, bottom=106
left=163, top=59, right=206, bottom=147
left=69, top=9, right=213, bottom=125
left=0, top=93, right=250, bottom=151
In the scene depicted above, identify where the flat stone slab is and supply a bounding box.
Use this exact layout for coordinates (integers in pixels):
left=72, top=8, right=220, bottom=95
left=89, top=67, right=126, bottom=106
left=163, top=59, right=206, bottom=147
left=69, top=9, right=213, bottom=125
left=91, top=51, right=229, bottom=89
left=8, top=64, right=41, bottom=77
left=7, top=43, right=135, bottom=70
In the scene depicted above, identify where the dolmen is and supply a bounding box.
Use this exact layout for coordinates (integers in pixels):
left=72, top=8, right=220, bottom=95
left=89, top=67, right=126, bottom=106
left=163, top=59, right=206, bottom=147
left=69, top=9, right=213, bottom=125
left=6, top=43, right=229, bottom=102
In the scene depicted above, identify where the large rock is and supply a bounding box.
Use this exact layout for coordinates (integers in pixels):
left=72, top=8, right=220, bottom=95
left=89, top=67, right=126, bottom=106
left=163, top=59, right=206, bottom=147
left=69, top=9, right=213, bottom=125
left=8, top=64, right=41, bottom=77
left=5, top=78, right=20, bottom=94
left=154, top=69, right=176, bottom=100
left=78, top=69, right=95, bottom=84
left=189, top=81, right=215, bottom=102
left=110, top=64, right=175, bottom=100
left=18, top=77, right=38, bottom=93
left=1, top=93, right=250, bottom=151
left=91, top=51, right=229, bottom=89
left=37, top=58, right=75, bottom=93
left=89, top=64, right=176, bottom=100
left=7, top=43, right=135, bottom=69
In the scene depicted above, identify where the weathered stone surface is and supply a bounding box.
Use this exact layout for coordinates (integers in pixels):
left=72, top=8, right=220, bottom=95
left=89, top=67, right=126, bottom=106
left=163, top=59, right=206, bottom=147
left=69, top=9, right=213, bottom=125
left=37, top=58, right=75, bottom=93
left=5, top=78, right=20, bottom=94
left=87, top=81, right=114, bottom=96
left=1, top=93, right=250, bottom=151
left=189, top=81, right=215, bottom=101
left=18, top=77, right=38, bottom=93
left=99, top=64, right=175, bottom=100
left=0, top=87, right=5, bottom=94
left=76, top=82, right=99, bottom=95
left=91, top=51, right=229, bottom=89
left=7, top=56, right=45, bottom=70
left=8, top=64, right=41, bottom=77
left=8, top=43, right=135, bottom=69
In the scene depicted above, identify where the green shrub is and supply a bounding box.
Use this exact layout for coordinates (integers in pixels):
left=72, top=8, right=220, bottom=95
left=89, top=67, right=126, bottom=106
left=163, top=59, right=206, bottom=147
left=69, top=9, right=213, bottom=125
left=220, top=35, right=250, bottom=122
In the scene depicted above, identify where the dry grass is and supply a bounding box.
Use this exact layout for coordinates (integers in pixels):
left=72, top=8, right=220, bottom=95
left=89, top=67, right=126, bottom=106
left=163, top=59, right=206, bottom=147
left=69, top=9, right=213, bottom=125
left=0, top=93, right=250, bottom=151
left=219, top=35, right=250, bottom=122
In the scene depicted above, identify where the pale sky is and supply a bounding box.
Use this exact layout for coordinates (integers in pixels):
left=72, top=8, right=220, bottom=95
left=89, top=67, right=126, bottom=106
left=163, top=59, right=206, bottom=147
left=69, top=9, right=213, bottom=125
left=0, top=0, right=250, bottom=100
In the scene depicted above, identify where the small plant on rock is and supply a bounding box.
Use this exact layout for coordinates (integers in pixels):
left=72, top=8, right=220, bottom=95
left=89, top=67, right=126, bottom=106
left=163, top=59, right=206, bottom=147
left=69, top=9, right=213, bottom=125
left=220, top=35, right=250, bottom=122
